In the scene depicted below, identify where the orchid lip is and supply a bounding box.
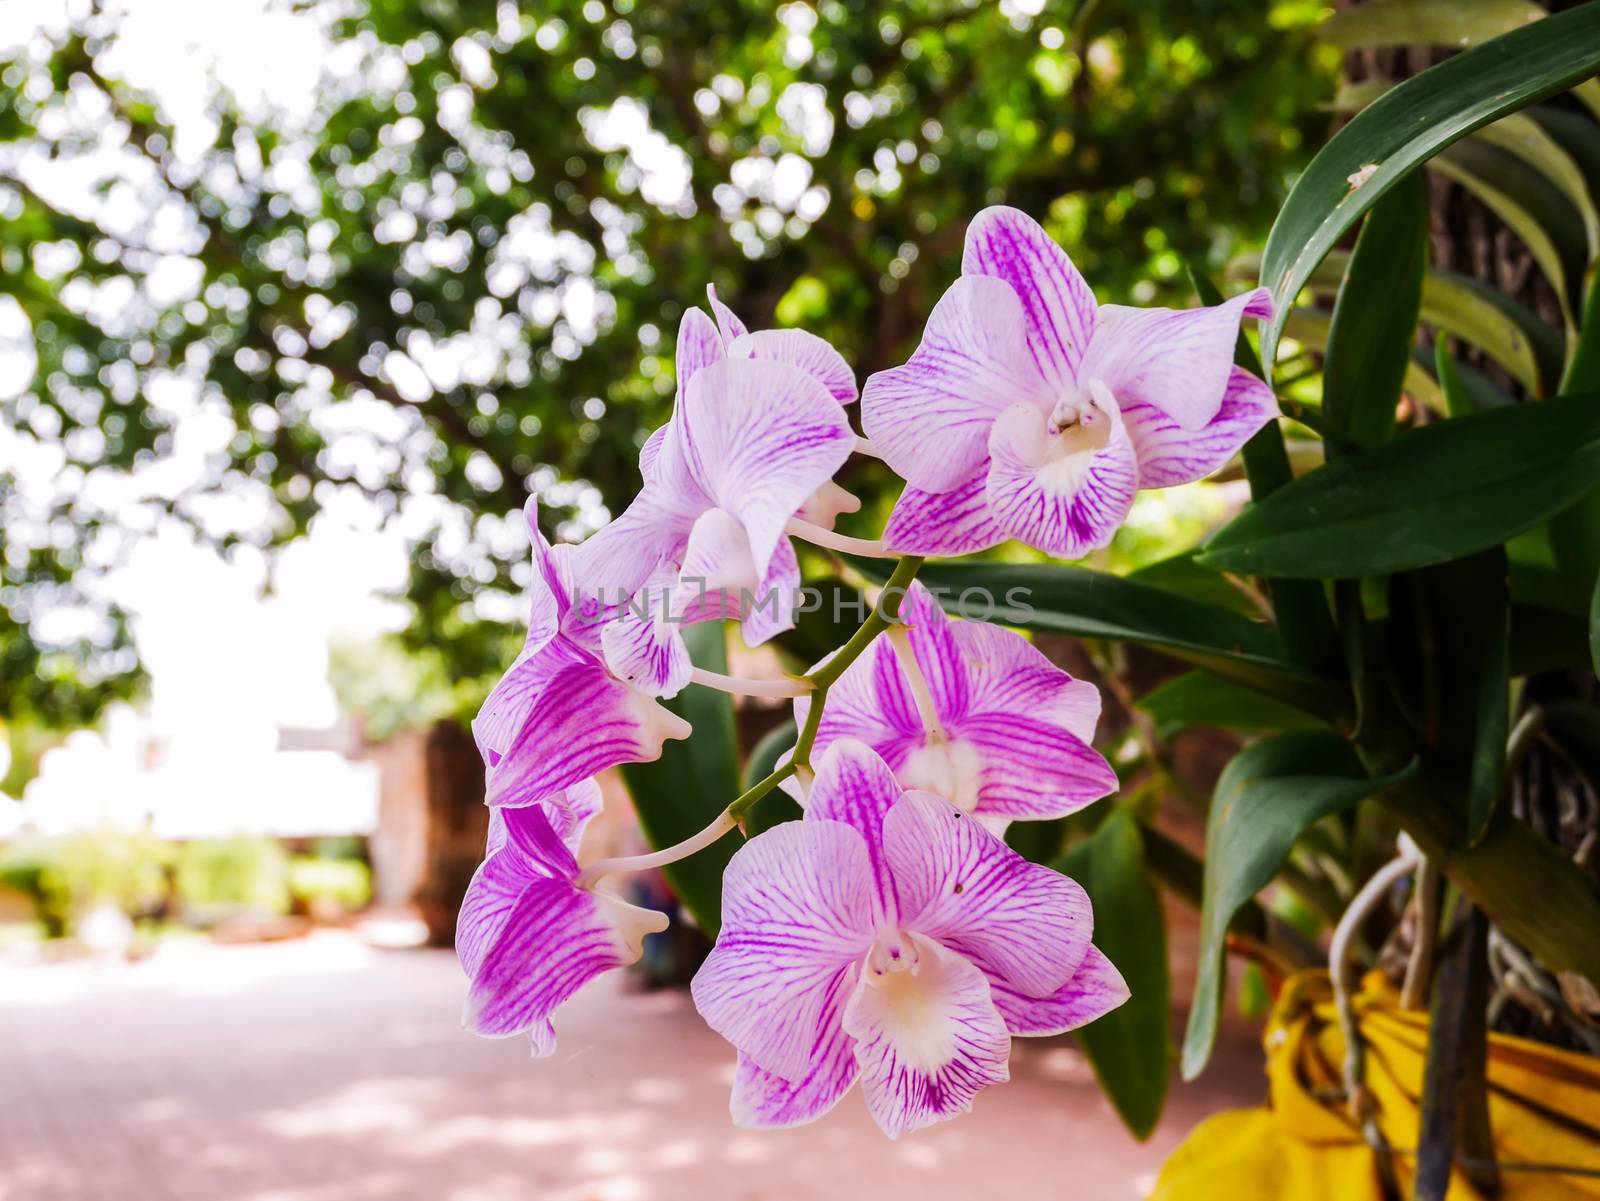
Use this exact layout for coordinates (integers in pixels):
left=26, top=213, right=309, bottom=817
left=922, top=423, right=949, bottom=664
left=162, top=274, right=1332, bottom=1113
left=866, top=931, right=922, bottom=979
left=1044, top=378, right=1115, bottom=451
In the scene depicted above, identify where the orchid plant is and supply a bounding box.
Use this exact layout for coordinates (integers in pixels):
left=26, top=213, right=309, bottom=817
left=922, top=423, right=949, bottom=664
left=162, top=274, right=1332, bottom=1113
left=458, top=205, right=1291, bottom=1137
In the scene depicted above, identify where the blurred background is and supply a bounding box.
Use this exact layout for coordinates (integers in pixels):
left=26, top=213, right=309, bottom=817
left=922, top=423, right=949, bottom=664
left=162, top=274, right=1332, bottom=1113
left=0, top=1, right=1341, bottom=1197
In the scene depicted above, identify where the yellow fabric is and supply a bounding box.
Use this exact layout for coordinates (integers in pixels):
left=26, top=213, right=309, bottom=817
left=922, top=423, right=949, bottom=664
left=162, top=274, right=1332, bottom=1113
left=1151, top=970, right=1600, bottom=1200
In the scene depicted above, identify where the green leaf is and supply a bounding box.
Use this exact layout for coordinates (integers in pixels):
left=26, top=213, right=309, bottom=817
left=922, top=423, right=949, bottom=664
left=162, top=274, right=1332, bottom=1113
left=1181, top=733, right=1415, bottom=1080
left=1434, top=332, right=1473, bottom=417
left=1323, top=170, right=1428, bottom=447
left=849, top=557, right=1345, bottom=718
left=1139, top=671, right=1327, bottom=736
left=1257, top=2, right=1600, bottom=370
left=1200, top=391, right=1600, bottom=579
left=1591, top=572, right=1600, bottom=678
left=1281, top=309, right=1447, bottom=414
left=1127, top=550, right=1258, bottom=615
left=618, top=623, right=741, bottom=937
left=741, top=720, right=803, bottom=836
left=1056, top=811, right=1170, bottom=1139
left=1317, top=0, right=1547, bottom=53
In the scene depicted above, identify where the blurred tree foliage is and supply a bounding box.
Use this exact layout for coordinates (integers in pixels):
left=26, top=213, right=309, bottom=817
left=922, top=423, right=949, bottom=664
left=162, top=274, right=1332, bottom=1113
left=0, top=0, right=1337, bottom=727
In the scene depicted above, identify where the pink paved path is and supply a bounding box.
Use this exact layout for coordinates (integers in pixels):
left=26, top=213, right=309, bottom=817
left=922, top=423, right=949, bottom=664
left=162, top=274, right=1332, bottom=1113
left=0, top=932, right=1263, bottom=1201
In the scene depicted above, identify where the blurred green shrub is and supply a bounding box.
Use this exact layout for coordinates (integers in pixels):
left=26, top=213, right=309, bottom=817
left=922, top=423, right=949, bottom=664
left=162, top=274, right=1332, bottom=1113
left=289, top=856, right=372, bottom=916
left=0, top=831, right=173, bottom=937
left=174, top=837, right=291, bottom=921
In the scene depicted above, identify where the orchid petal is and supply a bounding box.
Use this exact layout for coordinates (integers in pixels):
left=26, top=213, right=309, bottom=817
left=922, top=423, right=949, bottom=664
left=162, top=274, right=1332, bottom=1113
left=952, top=710, right=1117, bottom=820
left=861, top=275, right=1041, bottom=494
left=692, top=820, right=877, bottom=1080
left=989, top=945, right=1130, bottom=1036
left=707, top=283, right=748, bottom=343
left=798, top=480, right=862, bottom=531
left=677, top=358, right=855, bottom=578
left=472, top=638, right=587, bottom=767
left=961, top=205, right=1098, bottom=391
left=732, top=328, right=858, bottom=405
left=883, top=470, right=1008, bottom=558
left=884, top=791, right=1093, bottom=997
left=1122, top=366, right=1280, bottom=488
left=639, top=424, right=668, bottom=481
left=948, top=619, right=1101, bottom=743
left=985, top=401, right=1137, bottom=559
left=599, top=577, right=693, bottom=699
left=678, top=507, right=762, bottom=597
left=729, top=968, right=861, bottom=1129
left=485, top=662, right=690, bottom=808
left=676, top=306, right=725, bottom=398
left=465, top=876, right=664, bottom=1045
left=895, top=582, right=970, bottom=721
left=807, top=739, right=905, bottom=924
left=843, top=932, right=1011, bottom=1138
left=738, top=532, right=800, bottom=647
left=796, top=638, right=922, bottom=774
left=1078, top=287, right=1273, bottom=431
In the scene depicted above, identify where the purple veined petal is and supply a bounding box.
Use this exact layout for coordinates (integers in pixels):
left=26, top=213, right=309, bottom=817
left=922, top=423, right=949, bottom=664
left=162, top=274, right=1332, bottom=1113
left=729, top=965, right=862, bottom=1129
left=989, top=945, right=1129, bottom=1036
left=797, top=637, right=923, bottom=773
left=895, top=582, right=970, bottom=722
left=948, top=619, right=1101, bottom=743
left=884, top=791, right=1093, bottom=997
left=519, top=497, right=564, bottom=652
left=731, top=328, right=858, bottom=405
left=472, top=637, right=589, bottom=768
left=807, top=739, right=906, bottom=926
left=677, top=358, right=855, bottom=578
left=1077, top=286, right=1274, bottom=432
left=599, top=570, right=694, bottom=699
left=861, top=275, right=1043, bottom=494
left=465, top=876, right=666, bottom=1046
left=676, top=306, right=726, bottom=399
left=549, top=777, right=604, bottom=855
left=797, top=480, right=862, bottom=531
left=639, top=424, right=669, bottom=482
left=739, top=532, right=801, bottom=647
left=1122, top=366, right=1280, bottom=489
left=677, top=507, right=762, bottom=597
left=691, top=820, right=877, bottom=1081
left=707, top=283, right=749, bottom=343
left=485, top=662, right=691, bottom=809
left=566, top=485, right=702, bottom=635
left=951, top=709, right=1117, bottom=821
left=842, top=931, right=1012, bottom=1139
left=882, top=468, right=1009, bottom=558
left=457, top=840, right=534, bottom=980
left=984, top=400, right=1138, bottom=559
left=961, top=205, right=1099, bottom=393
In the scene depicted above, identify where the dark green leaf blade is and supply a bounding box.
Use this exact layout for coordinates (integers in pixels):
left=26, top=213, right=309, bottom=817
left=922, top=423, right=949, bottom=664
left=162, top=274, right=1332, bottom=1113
left=1056, top=810, right=1170, bottom=1139
left=618, top=623, right=741, bottom=937
left=1139, top=671, right=1327, bottom=735
left=849, top=557, right=1345, bottom=718
left=1323, top=170, right=1428, bottom=447
left=1257, top=3, right=1600, bottom=370
left=1199, top=391, right=1600, bottom=578
left=1181, top=733, right=1415, bottom=1080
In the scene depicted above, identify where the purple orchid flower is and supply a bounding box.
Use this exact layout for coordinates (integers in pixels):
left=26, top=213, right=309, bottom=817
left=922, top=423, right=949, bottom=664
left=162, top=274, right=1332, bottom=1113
left=692, top=739, right=1128, bottom=1136
left=458, top=782, right=668, bottom=1053
left=861, top=206, right=1277, bottom=558
left=791, top=582, right=1115, bottom=829
left=573, top=331, right=856, bottom=698
left=472, top=500, right=691, bottom=816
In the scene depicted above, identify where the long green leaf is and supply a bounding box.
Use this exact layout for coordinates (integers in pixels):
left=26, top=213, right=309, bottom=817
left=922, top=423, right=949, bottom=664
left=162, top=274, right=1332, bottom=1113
left=618, top=623, right=740, bottom=937
left=1282, top=309, right=1446, bottom=414
left=1181, top=734, right=1415, bottom=1080
left=1056, top=811, right=1170, bottom=1139
left=1323, top=170, right=1428, bottom=447
left=1139, top=671, right=1326, bottom=736
left=849, top=557, right=1344, bottom=717
left=1257, top=3, right=1600, bottom=371
left=1199, top=391, right=1600, bottom=579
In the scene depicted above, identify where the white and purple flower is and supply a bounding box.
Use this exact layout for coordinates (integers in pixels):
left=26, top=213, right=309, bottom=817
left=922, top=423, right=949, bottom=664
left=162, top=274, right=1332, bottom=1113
left=862, top=206, right=1277, bottom=559
left=472, top=500, right=691, bottom=816
left=793, top=582, right=1115, bottom=829
left=573, top=300, right=858, bottom=698
left=458, top=784, right=668, bottom=1053
left=692, top=740, right=1128, bottom=1136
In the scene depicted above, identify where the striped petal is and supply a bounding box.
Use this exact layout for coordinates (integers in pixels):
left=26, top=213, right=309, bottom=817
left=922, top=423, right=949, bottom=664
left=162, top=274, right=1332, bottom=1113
left=676, top=306, right=725, bottom=399
left=732, top=328, right=858, bottom=404
left=895, top=582, right=970, bottom=721
left=485, top=662, right=690, bottom=808
left=989, top=945, right=1130, bottom=1036
left=599, top=582, right=693, bottom=698
left=738, top=532, right=801, bottom=647
left=884, top=791, right=1093, bottom=997
left=729, top=966, right=862, bottom=1129
left=677, top=357, right=855, bottom=578
left=472, top=637, right=587, bottom=768
left=692, top=820, right=876, bottom=1081
left=843, top=932, right=1011, bottom=1138
left=862, top=275, right=1042, bottom=494
left=951, top=710, right=1117, bottom=820
left=883, top=469, right=1008, bottom=558
left=985, top=401, right=1137, bottom=559
left=707, top=282, right=748, bottom=343
left=807, top=740, right=905, bottom=925
left=949, top=619, right=1101, bottom=742
left=1123, top=366, right=1280, bottom=488
left=962, top=205, right=1098, bottom=393
left=1078, top=287, right=1273, bottom=432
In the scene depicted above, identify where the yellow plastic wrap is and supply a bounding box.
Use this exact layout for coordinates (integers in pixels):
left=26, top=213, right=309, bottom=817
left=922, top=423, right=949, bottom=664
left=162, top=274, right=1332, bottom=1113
left=1152, top=971, right=1600, bottom=1199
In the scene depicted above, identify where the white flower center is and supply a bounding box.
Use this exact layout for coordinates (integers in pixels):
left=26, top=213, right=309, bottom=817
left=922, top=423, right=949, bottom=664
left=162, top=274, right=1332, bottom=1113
left=1044, top=378, right=1115, bottom=455
left=866, top=929, right=921, bottom=978
left=897, top=737, right=983, bottom=811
